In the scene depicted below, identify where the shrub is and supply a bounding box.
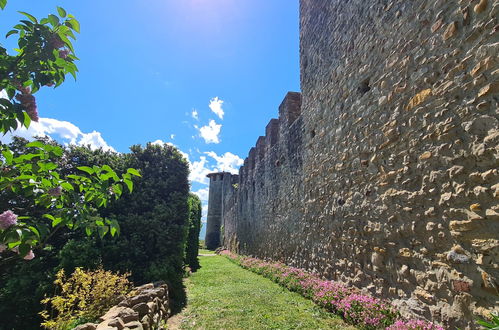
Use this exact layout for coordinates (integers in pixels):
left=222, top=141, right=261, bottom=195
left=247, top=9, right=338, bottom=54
left=40, top=268, right=132, bottom=329
left=98, top=143, right=190, bottom=311
left=185, top=193, right=202, bottom=271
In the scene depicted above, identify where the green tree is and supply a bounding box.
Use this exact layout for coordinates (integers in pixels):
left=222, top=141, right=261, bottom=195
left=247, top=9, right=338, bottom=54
left=98, top=143, right=190, bottom=310
left=185, top=193, right=202, bottom=271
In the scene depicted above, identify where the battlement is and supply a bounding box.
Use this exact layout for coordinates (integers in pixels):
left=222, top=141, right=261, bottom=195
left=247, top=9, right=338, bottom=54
left=209, top=0, right=499, bottom=327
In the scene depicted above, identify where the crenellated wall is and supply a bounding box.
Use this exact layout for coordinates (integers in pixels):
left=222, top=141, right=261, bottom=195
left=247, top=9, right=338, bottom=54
left=208, top=0, right=499, bottom=327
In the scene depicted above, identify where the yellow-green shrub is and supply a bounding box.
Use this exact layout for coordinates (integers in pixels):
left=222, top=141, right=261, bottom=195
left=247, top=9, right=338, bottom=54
left=40, top=267, right=132, bottom=329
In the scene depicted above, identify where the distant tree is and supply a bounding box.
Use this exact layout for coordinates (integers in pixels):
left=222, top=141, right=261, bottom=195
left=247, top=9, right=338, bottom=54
left=185, top=193, right=202, bottom=271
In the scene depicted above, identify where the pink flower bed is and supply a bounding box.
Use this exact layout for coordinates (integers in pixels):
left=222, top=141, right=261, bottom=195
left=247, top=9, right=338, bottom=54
left=219, top=250, right=444, bottom=330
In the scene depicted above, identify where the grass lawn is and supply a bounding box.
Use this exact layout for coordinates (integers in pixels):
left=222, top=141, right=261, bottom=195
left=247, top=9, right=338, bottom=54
left=172, top=255, right=354, bottom=329
left=198, top=249, right=215, bottom=255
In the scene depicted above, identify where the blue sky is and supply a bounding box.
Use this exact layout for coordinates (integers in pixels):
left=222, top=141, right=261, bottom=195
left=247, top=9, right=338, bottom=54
left=0, top=0, right=300, bottom=229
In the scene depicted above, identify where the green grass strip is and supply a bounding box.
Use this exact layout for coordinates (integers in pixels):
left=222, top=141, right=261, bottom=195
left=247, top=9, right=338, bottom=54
left=175, top=254, right=354, bottom=329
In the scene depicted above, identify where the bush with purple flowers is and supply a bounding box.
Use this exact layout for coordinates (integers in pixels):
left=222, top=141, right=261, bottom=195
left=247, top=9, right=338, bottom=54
left=386, top=319, right=445, bottom=330
left=220, top=250, right=444, bottom=330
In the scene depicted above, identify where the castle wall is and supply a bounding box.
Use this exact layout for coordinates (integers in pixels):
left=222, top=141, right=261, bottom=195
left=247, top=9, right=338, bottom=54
left=217, top=0, right=499, bottom=327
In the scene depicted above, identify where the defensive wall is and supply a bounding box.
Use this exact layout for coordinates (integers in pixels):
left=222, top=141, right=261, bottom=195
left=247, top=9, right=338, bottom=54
left=206, top=0, right=499, bottom=327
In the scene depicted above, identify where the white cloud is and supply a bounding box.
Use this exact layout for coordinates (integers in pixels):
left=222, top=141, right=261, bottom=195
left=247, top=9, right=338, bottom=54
left=187, top=151, right=243, bottom=184
left=199, top=120, right=222, bottom=144
left=205, top=151, right=243, bottom=174
left=151, top=139, right=190, bottom=162
left=201, top=204, right=208, bottom=223
left=170, top=134, right=175, bottom=140
left=151, top=139, right=165, bottom=146
left=78, top=131, right=114, bottom=151
left=209, top=97, right=224, bottom=120
left=189, top=156, right=211, bottom=185
left=1, top=90, right=114, bottom=151
left=1, top=117, right=115, bottom=152
left=191, top=109, right=199, bottom=120
left=193, top=187, right=209, bottom=202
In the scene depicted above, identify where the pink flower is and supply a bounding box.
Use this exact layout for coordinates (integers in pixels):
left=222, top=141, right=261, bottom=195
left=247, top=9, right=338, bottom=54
left=0, top=210, right=18, bottom=230
left=23, top=250, right=35, bottom=260
left=15, top=91, right=39, bottom=122
left=50, top=35, right=65, bottom=49
left=48, top=186, right=63, bottom=197
left=386, top=319, right=445, bottom=330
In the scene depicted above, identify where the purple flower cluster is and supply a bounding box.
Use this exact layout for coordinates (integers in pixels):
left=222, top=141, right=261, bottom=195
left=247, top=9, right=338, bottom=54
left=387, top=319, right=445, bottom=330
left=219, top=250, right=444, bottom=330
left=0, top=210, right=18, bottom=230
left=15, top=87, right=39, bottom=122
left=48, top=186, right=63, bottom=197
left=59, top=49, right=70, bottom=59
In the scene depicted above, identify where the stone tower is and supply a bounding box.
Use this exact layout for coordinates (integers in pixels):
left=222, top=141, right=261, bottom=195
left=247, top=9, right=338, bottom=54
left=205, top=172, right=232, bottom=250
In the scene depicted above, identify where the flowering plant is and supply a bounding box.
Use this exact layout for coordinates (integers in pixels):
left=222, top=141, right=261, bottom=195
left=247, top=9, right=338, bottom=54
left=0, top=1, right=140, bottom=262
left=220, top=250, right=444, bottom=330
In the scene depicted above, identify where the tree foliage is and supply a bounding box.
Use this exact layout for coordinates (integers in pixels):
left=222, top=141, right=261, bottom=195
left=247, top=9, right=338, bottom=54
left=0, top=3, right=137, bottom=263
left=0, top=141, right=192, bottom=329
left=185, top=193, right=201, bottom=271
left=0, top=2, right=194, bottom=328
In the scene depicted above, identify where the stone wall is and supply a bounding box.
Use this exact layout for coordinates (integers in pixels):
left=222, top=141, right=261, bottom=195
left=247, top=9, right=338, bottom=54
left=74, top=283, right=170, bottom=330
left=211, top=0, right=499, bottom=328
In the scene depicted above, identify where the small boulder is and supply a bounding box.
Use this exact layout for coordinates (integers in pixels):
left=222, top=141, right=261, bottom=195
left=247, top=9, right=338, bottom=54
left=74, top=323, right=97, bottom=330
left=132, top=302, right=150, bottom=318
left=108, top=318, right=125, bottom=330
left=123, top=321, right=143, bottom=330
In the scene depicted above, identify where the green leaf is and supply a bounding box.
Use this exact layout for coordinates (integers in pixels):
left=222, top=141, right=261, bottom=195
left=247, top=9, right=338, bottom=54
left=101, top=165, right=113, bottom=172
left=77, top=166, right=94, bottom=175
left=124, top=179, right=133, bottom=193
left=97, top=225, right=109, bottom=239
left=57, top=6, right=67, bottom=18
left=113, top=183, right=123, bottom=197
left=28, top=226, right=40, bottom=238
left=61, top=182, right=74, bottom=191
left=43, top=214, right=55, bottom=221
left=4, top=230, right=21, bottom=244
left=18, top=243, right=30, bottom=257
left=2, top=149, right=13, bottom=164
left=57, top=31, right=74, bottom=52
left=48, top=14, right=60, bottom=27
left=5, top=29, right=18, bottom=38
left=109, top=219, right=120, bottom=237
left=22, top=111, right=31, bottom=128
left=25, top=141, right=44, bottom=149
left=477, top=319, right=493, bottom=327
left=18, top=11, right=37, bottom=24
left=51, top=217, right=63, bottom=227
left=126, top=168, right=141, bottom=177
left=85, top=227, right=93, bottom=236
left=51, top=146, right=63, bottom=157
left=110, top=225, right=118, bottom=236
left=67, top=18, right=80, bottom=33
left=0, top=0, right=6, bottom=10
